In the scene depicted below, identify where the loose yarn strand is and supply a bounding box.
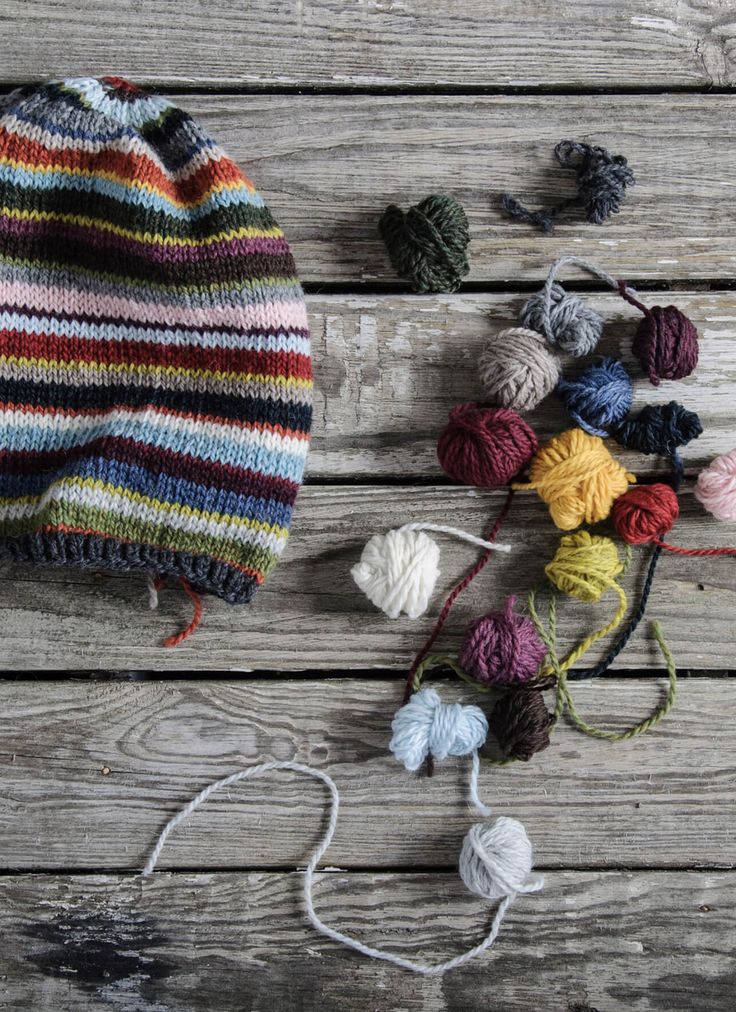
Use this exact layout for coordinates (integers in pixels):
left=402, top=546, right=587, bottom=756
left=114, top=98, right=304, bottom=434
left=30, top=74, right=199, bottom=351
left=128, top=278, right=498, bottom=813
left=402, top=489, right=516, bottom=705
left=142, top=760, right=529, bottom=976
left=400, top=522, right=512, bottom=554
left=163, top=577, right=203, bottom=648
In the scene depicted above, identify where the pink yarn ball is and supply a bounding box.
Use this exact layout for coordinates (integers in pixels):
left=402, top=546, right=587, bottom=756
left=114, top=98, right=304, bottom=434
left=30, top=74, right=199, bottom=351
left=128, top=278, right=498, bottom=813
left=459, top=596, right=547, bottom=686
left=695, top=449, right=736, bottom=522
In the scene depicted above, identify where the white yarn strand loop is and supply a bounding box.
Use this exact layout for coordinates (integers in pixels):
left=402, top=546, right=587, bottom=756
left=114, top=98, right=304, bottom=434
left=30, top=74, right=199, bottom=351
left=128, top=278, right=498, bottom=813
left=399, top=522, right=511, bottom=554
left=141, top=759, right=539, bottom=975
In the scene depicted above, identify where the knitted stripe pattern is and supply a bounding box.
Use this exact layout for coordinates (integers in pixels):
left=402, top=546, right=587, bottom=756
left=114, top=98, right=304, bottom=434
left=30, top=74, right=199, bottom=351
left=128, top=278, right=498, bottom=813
left=0, top=76, right=312, bottom=604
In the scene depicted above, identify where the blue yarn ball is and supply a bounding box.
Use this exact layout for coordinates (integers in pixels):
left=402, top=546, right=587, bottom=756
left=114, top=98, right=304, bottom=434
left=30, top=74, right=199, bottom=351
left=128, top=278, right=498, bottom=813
left=556, top=357, right=633, bottom=436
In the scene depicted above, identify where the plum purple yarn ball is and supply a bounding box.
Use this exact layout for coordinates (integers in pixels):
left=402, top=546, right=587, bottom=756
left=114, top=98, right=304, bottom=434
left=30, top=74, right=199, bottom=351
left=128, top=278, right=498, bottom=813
left=459, top=596, right=547, bottom=686
left=556, top=357, right=633, bottom=437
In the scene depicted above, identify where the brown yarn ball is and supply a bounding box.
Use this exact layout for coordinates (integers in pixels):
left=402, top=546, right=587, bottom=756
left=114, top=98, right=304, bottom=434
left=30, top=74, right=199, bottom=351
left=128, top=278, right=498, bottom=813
left=487, top=690, right=555, bottom=761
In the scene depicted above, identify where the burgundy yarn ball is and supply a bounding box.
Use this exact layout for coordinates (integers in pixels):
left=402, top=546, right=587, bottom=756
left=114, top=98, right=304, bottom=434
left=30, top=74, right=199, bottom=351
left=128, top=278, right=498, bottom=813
left=611, top=483, right=679, bottom=545
left=632, top=306, right=699, bottom=386
left=459, top=596, right=547, bottom=686
left=436, top=403, right=538, bottom=488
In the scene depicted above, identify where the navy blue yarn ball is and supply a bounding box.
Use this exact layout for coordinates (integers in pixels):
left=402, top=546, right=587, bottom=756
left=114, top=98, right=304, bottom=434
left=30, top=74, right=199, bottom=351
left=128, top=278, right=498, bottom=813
left=615, top=401, right=703, bottom=457
left=556, top=357, right=633, bottom=436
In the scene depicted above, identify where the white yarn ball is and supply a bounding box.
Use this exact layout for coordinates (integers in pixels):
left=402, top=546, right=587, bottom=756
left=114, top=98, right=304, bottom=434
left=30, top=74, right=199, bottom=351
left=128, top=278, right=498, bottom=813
left=350, top=528, right=441, bottom=619
left=459, top=816, right=543, bottom=901
left=389, top=687, right=488, bottom=772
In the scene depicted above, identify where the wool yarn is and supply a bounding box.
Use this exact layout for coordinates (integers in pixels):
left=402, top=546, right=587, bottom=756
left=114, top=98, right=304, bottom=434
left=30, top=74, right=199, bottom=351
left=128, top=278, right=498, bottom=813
left=695, top=450, right=736, bottom=522
left=351, top=523, right=511, bottom=620
left=437, top=403, right=539, bottom=488
left=556, top=357, right=633, bottom=436
left=614, top=401, right=702, bottom=486
left=545, top=530, right=624, bottom=603
left=459, top=817, right=543, bottom=901
left=612, top=484, right=736, bottom=557
left=514, top=428, right=635, bottom=530
left=500, top=140, right=634, bottom=233
left=378, top=195, right=470, bottom=293
left=0, top=77, right=313, bottom=643
left=478, top=327, right=560, bottom=413
left=487, top=691, right=555, bottom=761
left=459, top=596, right=547, bottom=686
left=389, top=686, right=488, bottom=772
left=521, top=281, right=603, bottom=358
left=142, top=758, right=542, bottom=975
left=611, top=484, right=679, bottom=545
left=619, top=286, right=699, bottom=386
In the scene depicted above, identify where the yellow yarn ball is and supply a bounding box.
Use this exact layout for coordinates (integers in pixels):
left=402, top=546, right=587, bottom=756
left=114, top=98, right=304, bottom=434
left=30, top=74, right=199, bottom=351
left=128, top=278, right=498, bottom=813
left=545, top=531, right=624, bottom=603
left=514, top=428, right=635, bottom=530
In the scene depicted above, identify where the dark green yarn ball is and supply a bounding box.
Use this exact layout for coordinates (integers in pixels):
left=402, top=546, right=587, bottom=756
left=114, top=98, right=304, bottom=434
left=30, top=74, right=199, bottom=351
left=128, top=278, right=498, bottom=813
left=378, top=194, right=470, bottom=293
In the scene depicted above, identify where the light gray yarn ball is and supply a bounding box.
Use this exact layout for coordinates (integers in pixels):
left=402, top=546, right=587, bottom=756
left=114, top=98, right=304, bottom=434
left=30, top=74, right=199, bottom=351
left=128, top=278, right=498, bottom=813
left=459, top=816, right=540, bottom=901
left=478, top=326, right=561, bottom=412
left=521, top=281, right=604, bottom=357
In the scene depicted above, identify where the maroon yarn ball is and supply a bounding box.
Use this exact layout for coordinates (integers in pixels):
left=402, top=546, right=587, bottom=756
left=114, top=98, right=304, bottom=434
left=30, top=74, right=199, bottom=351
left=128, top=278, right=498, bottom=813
left=459, top=596, right=547, bottom=686
left=436, top=403, right=538, bottom=488
left=611, top=483, right=679, bottom=545
left=632, top=306, right=699, bottom=386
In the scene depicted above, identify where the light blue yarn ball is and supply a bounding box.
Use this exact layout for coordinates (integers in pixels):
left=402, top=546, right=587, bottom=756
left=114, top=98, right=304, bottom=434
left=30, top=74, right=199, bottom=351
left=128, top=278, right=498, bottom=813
left=389, top=687, right=488, bottom=772
left=556, top=357, right=633, bottom=437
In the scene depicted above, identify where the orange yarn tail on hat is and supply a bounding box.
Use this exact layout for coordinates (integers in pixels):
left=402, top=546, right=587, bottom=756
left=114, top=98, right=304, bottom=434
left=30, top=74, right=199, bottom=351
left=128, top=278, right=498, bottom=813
left=163, top=578, right=203, bottom=648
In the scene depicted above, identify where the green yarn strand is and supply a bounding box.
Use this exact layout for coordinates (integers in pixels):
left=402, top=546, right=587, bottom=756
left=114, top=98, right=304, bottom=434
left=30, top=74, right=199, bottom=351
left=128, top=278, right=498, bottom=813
left=528, top=587, right=677, bottom=742
left=378, top=194, right=470, bottom=293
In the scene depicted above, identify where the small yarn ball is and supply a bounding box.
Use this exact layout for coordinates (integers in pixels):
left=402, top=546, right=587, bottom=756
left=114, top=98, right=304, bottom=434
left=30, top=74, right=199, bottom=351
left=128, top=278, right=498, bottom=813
left=556, top=357, right=633, bottom=437
left=459, top=816, right=542, bottom=901
left=487, top=691, right=555, bottom=762
left=695, top=449, right=736, bottom=522
left=545, top=530, right=623, bottom=604
left=517, top=428, right=635, bottom=530
left=437, top=403, right=538, bottom=488
left=351, top=528, right=440, bottom=619
left=478, top=327, right=561, bottom=413
left=389, top=687, right=488, bottom=772
left=521, top=282, right=604, bottom=357
left=378, top=194, right=470, bottom=293
left=611, top=484, right=679, bottom=545
left=632, top=305, right=699, bottom=386
left=555, top=140, right=635, bottom=226
left=615, top=401, right=703, bottom=457
left=459, top=596, right=547, bottom=686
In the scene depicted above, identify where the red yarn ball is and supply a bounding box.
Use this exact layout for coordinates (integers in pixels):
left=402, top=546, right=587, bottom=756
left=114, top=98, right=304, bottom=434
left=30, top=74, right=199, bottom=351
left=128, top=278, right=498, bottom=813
left=459, top=596, right=547, bottom=686
left=436, top=403, right=538, bottom=488
left=632, top=306, right=699, bottom=387
left=611, top=483, right=679, bottom=545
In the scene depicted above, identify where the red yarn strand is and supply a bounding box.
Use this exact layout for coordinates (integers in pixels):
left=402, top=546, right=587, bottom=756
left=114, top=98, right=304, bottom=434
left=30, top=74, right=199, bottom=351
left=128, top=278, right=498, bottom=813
left=401, top=488, right=516, bottom=705
left=653, top=538, right=736, bottom=557
left=163, top=577, right=204, bottom=648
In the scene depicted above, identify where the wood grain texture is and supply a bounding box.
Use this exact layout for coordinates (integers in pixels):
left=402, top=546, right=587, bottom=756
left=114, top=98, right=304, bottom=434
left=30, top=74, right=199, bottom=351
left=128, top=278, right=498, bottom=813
left=308, top=290, right=736, bottom=477
left=1, top=487, right=733, bottom=670
left=142, top=93, right=736, bottom=284
left=0, top=0, right=734, bottom=88
left=0, top=678, right=733, bottom=871
left=2, top=869, right=734, bottom=1011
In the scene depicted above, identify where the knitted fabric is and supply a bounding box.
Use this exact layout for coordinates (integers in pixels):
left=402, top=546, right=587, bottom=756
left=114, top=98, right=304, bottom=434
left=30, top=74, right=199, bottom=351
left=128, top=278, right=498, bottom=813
left=0, top=77, right=312, bottom=604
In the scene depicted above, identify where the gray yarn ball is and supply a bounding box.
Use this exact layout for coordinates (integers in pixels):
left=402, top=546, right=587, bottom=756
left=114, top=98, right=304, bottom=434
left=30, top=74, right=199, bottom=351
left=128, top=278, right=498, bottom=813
left=521, top=282, right=604, bottom=357
left=478, top=326, right=560, bottom=412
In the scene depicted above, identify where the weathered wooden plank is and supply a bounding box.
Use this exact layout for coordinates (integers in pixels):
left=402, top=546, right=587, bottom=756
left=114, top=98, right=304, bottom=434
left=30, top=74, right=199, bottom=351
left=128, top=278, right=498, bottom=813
left=308, top=290, right=736, bottom=477
left=154, top=94, right=736, bottom=283
left=1, top=487, right=733, bottom=670
left=0, top=679, right=733, bottom=870
left=1, top=1, right=734, bottom=88
left=1, top=869, right=733, bottom=1011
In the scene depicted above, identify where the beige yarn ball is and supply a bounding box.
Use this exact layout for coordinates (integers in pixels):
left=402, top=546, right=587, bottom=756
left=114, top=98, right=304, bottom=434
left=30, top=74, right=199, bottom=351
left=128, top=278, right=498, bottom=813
left=478, top=326, right=561, bottom=413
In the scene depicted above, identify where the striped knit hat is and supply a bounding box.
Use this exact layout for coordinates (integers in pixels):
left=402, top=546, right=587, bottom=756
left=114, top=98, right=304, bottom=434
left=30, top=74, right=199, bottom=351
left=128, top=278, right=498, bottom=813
left=0, top=77, right=312, bottom=642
